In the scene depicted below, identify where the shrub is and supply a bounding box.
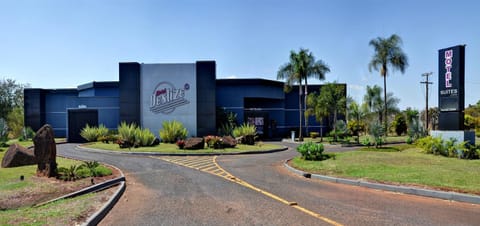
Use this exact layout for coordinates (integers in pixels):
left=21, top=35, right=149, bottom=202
left=159, top=120, right=188, bottom=143
left=415, top=136, right=444, bottom=155
left=57, top=165, right=84, bottom=181
left=232, top=123, right=256, bottom=145
left=414, top=136, right=478, bottom=159
left=328, top=120, right=348, bottom=142
left=310, top=132, right=319, bottom=138
left=80, top=124, right=98, bottom=142
left=81, top=161, right=100, bottom=177
left=0, top=118, right=9, bottom=145
left=205, top=135, right=223, bottom=149
left=361, top=136, right=371, bottom=147
left=406, top=136, right=413, bottom=144
left=118, top=122, right=137, bottom=147
left=297, top=142, right=325, bottom=161
left=135, top=128, right=156, bottom=147
left=368, top=121, right=384, bottom=148
left=232, top=123, right=256, bottom=138
left=97, top=124, right=109, bottom=138
left=80, top=124, right=110, bottom=142
left=19, top=127, right=36, bottom=141
left=176, top=140, right=185, bottom=149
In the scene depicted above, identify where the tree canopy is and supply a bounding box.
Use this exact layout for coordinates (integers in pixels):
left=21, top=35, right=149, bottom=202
left=277, top=48, right=330, bottom=140
left=368, top=34, right=408, bottom=132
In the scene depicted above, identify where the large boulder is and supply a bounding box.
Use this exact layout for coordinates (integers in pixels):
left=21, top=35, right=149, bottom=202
left=184, top=137, right=205, bottom=150
left=33, top=124, right=57, bottom=177
left=1, top=144, right=36, bottom=168
left=222, top=136, right=237, bottom=148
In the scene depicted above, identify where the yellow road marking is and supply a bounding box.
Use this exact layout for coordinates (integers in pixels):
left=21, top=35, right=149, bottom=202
left=154, top=155, right=342, bottom=226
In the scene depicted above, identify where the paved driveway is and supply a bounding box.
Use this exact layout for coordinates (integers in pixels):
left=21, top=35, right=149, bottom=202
left=58, top=143, right=480, bottom=225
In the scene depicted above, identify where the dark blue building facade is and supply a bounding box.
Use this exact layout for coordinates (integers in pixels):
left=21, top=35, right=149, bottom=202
left=24, top=62, right=345, bottom=141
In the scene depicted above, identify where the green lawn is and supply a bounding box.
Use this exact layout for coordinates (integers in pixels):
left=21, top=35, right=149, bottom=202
left=291, top=148, right=480, bottom=195
left=301, top=135, right=408, bottom=144
left=0, top=151, right=111, bottom=225
left=85, top=142, right=283, bottom=154
left=0, top=151, right=82, bottom=191
left=0, top=189, right=110, bottom=225
left=6, top=138, right=67, bottom=148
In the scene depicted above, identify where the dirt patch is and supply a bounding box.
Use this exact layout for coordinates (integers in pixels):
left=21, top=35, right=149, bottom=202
left=99, top=173, right=154, bottom=225
left=0, top=165, right=121, bottom=210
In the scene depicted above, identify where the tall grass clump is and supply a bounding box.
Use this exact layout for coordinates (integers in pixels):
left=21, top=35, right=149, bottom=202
left=232, top=123, right=256, bottom=145
left=118, top=121, right=137, bottom=145
left=80, top=124, right=98, bottom=142
left=135, top=128, right=156, bottom=146
left=80, top=124, right=110, bottom=142
left=159, top=120, right=188, bottom=143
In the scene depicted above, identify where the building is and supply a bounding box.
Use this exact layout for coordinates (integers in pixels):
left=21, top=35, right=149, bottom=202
left=24, top=61, right=346, bottom=142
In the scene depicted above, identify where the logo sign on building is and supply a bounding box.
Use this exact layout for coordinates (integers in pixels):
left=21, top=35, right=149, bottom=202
left=438, top=45, right=465, bottom=112
left=140, top=64, right=197, bottom=136
left=150, top=82, right=190, bottom=114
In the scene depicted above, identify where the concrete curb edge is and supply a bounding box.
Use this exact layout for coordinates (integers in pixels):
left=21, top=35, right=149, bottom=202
left=83, top=181, right=126, bottom=226
left=283, top=158, right=480, bottom=205
left=54, top=154, right=127, bottom=225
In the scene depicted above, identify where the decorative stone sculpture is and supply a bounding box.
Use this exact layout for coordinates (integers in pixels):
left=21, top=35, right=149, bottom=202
left=1, top=144, right=36, bottom=168
left=184, top=137, right=205, bottom=150
left=33, top=124, right=57, bottom=177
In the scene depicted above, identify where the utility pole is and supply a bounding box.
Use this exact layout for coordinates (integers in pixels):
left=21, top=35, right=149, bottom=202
left=421, top=72, right=433, bottom=130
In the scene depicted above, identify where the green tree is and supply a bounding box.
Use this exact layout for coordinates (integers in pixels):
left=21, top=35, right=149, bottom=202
left=7, top=107, right=24, bottom=138
left=0, top=79, right=28, bottom=120
left=404, top=107, right=419, bottom=126
left=277, top=48, right=330, bottom=141
left=368, top=34, right=409, bottom=135
left=392, top=113, right=407, bottom=136
left=306, top=82, right=346, bottom=141
left=347, top=100, right=366, bottom=143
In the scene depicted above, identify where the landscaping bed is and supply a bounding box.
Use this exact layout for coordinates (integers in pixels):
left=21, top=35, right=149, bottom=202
left=290, top=146, right=480, bottom=195
left=0, top=150, right=121, bottom=225
left=84, top=142, right=283, bottom=154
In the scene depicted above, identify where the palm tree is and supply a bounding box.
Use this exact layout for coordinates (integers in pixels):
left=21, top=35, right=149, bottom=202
left=368, top=34, right=408, bottom=134
left=277, top=48, right=330, bottom=141
left=363, top=85, right=382, bottom=115
left=306, top=82, right=346, bottom=141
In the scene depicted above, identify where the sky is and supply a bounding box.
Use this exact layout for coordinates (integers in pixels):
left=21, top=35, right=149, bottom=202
left=1, top=0, right=479, bottom=111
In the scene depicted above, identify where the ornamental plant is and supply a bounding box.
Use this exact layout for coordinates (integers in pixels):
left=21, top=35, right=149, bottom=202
left=232, top=123, right=256, bottom=145
left=80, top=124, right=110, bottom=142
left=205, top=135, right=223, bottom=149
left=134, top=128, right=156, bottom=147
left=176, top=140, right=185, bottom=149
left=297, top=142, right=325, bottom=161
left=159, top=120, right=188, bottom=143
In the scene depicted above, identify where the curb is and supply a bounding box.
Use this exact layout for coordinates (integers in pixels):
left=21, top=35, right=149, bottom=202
left=55, top=154, right=127, bottom=225
left=76, top=144, right=288, bottom=156
left=283, top=158, right=480, bottom=205
left=82, top=181, right=126, bottom=226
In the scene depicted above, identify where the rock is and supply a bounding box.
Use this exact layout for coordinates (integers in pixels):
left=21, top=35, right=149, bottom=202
left=184, top=137, right=205, bottom=150
left=1, top=144, right=36, bottom=168
left=33, top=124, right=57, bottom=177
left=243, top=135, right=255, bottom=145
left=222, top=136, right=237, bottom=148
left=151, top=138, right=160, bottom=146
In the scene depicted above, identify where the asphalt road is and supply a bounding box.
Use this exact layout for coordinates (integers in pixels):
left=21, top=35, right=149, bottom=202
left=58, top=143, right=480, bottom=226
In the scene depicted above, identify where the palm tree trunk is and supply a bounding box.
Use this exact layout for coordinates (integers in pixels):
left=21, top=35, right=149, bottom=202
left=383, top=75, right=388, bottom=137
left=298, top=82, right=303, bottom=141
left=304, top=78, right=308, bottom=136
left=334, top=109, right=337, bottom=142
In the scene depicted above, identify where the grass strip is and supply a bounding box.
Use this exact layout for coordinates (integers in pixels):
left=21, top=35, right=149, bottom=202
left=291, top=148, right=480, bottom=195
left=85, top=142, right=282, bottom=154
